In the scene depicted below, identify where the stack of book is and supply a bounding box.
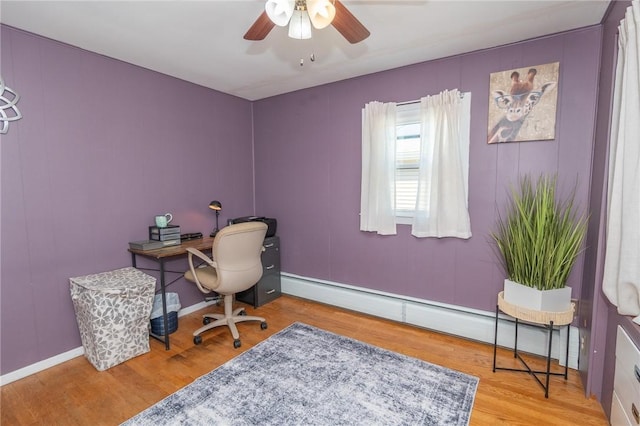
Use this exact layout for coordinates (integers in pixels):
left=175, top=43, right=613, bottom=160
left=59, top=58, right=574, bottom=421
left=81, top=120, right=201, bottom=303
left=149, top=224, right=181, bottom=244
left=128, top=225, right=183, bottom=251
left=128, top=239, right=181, bottom=251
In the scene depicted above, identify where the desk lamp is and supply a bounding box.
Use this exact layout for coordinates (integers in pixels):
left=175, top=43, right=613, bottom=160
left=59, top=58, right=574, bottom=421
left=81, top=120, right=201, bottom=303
left=209, top=200, right=222, bottom=237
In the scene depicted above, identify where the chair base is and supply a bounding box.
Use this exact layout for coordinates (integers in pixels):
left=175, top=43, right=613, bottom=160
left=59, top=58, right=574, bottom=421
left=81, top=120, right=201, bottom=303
left=193, top=294, right=266, bottom=346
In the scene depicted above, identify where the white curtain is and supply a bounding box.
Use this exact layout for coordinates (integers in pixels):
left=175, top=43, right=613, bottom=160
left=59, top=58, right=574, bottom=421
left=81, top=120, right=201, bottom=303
left=603, top=0, right=640, bottom=325
left=412, top=89, right=472, bottom=238
left=360, top=101, right=397, bottom=235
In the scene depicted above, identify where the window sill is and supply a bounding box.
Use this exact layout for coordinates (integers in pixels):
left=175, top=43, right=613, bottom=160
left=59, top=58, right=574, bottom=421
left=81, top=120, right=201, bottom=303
left=396, top=216, right=413, bottom=225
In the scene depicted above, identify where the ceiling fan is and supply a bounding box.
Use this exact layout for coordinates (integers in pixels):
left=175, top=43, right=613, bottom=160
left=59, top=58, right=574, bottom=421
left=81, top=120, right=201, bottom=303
left=244, top=0, right=370, bottom=44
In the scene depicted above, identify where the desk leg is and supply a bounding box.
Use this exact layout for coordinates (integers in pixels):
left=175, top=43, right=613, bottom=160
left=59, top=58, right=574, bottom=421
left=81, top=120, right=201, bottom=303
left=159, top=259, right=170, bottom=350
left=131, top=252, right=137, bottom=268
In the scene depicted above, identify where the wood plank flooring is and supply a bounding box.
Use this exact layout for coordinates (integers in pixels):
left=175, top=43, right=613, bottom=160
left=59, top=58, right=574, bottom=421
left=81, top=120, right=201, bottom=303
left=1, top=295, right=608, bottom=425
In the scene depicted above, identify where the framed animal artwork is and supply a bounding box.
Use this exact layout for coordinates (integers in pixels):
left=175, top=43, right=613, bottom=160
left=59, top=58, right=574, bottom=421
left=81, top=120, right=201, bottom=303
left=487, top=62, right=559, bottom=144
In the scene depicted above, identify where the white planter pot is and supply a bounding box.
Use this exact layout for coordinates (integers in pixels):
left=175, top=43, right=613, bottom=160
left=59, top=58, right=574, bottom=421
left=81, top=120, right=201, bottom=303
left=503, top=279, right=572, bottom=312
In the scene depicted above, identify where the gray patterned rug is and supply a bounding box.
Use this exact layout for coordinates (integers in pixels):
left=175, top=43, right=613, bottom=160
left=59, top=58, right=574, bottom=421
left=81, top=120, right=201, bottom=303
left=123, top=322, right=478, bottom=426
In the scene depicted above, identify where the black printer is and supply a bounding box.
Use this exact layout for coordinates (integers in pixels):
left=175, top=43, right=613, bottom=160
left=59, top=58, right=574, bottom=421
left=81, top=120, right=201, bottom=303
left=228, top=216, right=277, bottom=237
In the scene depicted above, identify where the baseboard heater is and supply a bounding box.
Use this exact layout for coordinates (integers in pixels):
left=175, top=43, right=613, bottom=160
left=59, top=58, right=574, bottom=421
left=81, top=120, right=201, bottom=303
left=280, top=272, right=578, bottom=369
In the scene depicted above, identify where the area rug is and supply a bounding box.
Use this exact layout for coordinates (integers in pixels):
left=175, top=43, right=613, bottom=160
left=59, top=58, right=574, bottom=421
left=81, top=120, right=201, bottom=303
left=123, top=322, right=478, bottom=426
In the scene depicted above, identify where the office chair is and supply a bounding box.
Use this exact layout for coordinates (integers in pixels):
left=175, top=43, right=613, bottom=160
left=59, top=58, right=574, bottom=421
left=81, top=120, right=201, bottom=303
left=184, top=221, right=268, bottom=348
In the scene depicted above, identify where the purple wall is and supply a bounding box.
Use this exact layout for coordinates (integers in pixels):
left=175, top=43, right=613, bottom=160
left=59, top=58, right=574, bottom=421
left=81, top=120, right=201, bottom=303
left=253, top=27, right=602, bottom=313
left=0, top=27, right=255, bottom=374
left=587, top=0, right=640, bottom=414
left=0, top=20, right=615, bottom=401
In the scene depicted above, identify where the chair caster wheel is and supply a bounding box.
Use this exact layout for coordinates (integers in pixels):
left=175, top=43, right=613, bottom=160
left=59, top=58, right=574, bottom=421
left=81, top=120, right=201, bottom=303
left=203, top=317, right=211, bottom=325
left=260, top=322, right=268, bottom=330
left=194, top=335, right=203, bottom=345
left=233, top=339, right=241, bottom=349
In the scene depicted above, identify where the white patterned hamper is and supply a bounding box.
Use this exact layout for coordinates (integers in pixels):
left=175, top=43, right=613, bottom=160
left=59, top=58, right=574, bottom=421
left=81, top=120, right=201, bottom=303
left=69, top=267, right=156, bottom=371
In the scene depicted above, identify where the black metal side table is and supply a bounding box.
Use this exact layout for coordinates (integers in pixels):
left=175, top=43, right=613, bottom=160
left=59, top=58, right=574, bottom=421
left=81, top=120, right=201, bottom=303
left=493, top=291, right=575, bottom=398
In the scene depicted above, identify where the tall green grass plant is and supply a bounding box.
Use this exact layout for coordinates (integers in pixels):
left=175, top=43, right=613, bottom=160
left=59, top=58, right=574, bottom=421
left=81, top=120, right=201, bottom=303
left=492, top=174, right=588, bottom=291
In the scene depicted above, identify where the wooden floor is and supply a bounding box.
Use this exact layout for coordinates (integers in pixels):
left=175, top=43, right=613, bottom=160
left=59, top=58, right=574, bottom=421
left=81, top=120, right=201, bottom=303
left=1, top=295, right=608, bottom=425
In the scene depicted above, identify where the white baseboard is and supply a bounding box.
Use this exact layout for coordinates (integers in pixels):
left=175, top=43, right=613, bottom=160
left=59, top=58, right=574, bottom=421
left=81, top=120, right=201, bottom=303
left=0, top=299, right=216, bottom=387
left=178, top=299, right=217, bottom=316
left=281, top=273, right=579, bottom=369
left=0, top=346, right=85, bottom=386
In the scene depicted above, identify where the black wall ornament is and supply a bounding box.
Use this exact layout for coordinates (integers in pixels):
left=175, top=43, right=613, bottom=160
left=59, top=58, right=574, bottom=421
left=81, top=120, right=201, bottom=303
left=0, top=76, right=22, bottom=134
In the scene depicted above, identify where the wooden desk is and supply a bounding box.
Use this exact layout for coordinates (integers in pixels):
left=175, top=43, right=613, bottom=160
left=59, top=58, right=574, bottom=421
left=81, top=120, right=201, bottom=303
left=129, top=237, right=214, bottom=350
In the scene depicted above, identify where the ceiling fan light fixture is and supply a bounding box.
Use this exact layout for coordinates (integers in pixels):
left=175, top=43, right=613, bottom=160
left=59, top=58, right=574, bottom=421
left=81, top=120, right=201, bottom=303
left=288, top=10, right=312, bottom=40
left=265, top=0, right=295, bottom=27
left=307, top=0, right=336, bottom=29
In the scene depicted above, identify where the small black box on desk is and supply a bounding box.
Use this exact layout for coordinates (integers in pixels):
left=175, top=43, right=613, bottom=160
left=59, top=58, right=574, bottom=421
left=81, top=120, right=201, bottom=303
left=149, top=225, right=181, bottom=241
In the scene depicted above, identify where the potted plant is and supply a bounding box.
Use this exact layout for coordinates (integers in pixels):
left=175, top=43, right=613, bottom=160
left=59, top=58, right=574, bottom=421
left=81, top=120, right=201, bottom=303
left=491, top=174, right=588, bottom=312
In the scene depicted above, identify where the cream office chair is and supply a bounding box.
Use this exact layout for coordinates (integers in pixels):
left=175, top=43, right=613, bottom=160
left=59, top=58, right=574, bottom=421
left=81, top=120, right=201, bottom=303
left=184, top=221, right=268, bottom=348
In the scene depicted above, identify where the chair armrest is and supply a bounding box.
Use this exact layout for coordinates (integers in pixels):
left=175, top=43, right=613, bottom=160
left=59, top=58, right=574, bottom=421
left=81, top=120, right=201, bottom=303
left=186, top=248, right=217, bottom=294
left=186, top=247, right=217, bottom=267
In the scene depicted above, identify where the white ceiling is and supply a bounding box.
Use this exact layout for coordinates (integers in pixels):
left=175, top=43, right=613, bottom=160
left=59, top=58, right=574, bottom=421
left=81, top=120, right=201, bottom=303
left=0, top=0, right=610, bottom=101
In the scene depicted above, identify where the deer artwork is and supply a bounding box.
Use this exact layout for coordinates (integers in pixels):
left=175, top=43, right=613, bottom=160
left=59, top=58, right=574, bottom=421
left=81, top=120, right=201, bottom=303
left=488, top=68, right=557, bottom=144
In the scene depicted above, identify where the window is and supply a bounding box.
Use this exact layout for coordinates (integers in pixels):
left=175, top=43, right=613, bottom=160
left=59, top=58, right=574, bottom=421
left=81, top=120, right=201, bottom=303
left=395, top=104, right=421, bottom=219
left=360, top=90, right=471, bottom=238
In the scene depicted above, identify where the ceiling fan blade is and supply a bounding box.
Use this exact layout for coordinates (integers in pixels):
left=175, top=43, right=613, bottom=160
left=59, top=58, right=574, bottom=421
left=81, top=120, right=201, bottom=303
left=244, top=11, right=276, bottom=41
left=332, top=0, right=370, bottom=44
